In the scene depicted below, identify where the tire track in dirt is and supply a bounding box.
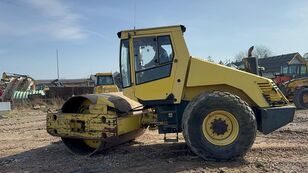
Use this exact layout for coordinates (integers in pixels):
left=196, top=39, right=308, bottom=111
left=0, top=109, right=307, bottom=172
left=0, top=117, right=45, bottom=126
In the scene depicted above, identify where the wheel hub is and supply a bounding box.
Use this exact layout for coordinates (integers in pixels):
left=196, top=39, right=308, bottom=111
left=303, top=93, right=308, bottom=104
left=202, top=110, right=239, bottom=146
left=211, top=118, right=228, bottom=135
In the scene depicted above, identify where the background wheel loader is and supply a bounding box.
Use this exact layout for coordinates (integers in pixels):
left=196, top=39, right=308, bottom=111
left=273, top=63, right=308, bottom=109
left=47, top=25, right=295, bottom=160
left=240, top=49, right=308, bottom=110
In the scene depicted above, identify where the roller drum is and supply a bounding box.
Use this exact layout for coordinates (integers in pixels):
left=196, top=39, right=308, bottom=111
left=58, top=92, right=145, bottom=156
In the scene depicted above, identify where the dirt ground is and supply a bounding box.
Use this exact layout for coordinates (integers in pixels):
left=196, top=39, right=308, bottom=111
left=0, top=108, right=307, bottom=173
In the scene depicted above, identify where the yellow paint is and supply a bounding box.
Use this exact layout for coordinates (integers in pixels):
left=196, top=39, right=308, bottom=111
left=185, top=58, right=288, bottom=107
left=96, top=72, right=113, bottom=76
left=184, top=85, right=256, bottom=106
left=202, top=110, right=239, bottom=146
left=47, top=25, right=292, bottom=152
left=286, top=78, right=308, bottom=93
left=89, top=95, right=116, bottom=114
left=84, top=139, right=101, bottom=149
left=119, top=25, right=287, bottom=108
left=79, top=99, right=103, bottom=149
left=120, top=25, right=189, bottom=104
left=47, top=112, right=144, bottom=139
left=94, top=72, right=119, bottom=94
left=117, top=114, right=143, bottom=135
left=46, top=112, right=117, bottom=139
left=303, top=94, right=308, bottom=103
left=94, top=85, right=119, bottom=94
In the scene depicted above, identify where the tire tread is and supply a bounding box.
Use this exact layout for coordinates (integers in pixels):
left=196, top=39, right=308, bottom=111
left=182, top=91, right=256, bottom=160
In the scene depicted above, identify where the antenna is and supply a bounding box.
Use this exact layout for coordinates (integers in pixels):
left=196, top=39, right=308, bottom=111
left=56, top=49, right=60, bottom=81
left=133, top=0, right=136, bottom=30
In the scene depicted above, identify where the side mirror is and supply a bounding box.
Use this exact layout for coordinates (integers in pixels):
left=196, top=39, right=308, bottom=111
left=258, top=66, right=265, bottom=72
left=274, top=72, right=282, bottom=76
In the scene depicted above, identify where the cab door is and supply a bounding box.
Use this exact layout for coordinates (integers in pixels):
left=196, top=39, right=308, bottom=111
left=131, top=35, right=176, bottom=104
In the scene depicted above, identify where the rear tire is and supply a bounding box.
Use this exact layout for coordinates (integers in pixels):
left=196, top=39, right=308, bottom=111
left=182, top=91, right=257, bottom=160
left=293, top=88, right=308, bottom=109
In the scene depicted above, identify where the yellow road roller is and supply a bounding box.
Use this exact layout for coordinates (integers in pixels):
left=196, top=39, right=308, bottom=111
left=94, top=72, right=119, bottom=94
left=47, top=25, right=295, bottom=160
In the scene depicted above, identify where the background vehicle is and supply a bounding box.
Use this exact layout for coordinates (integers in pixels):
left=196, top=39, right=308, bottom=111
left=46, top=25, right=294, bottom=160
left=94, top=72, right=119, bottom=94
left=0, top=72, right=44, bottom=102
left=274, top=64, right=308, bottom=109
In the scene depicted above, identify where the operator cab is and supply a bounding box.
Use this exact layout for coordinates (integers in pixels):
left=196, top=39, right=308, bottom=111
left=118, top=25, right=190, bottom=104
left=274, top=64, right=308, bottom=85
left=96, top=73, right=114, bottom=86
left=93, top=73, right=119, bottom=94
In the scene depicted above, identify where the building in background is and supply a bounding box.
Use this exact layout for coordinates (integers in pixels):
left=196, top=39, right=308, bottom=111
left=232, top=52, right=305, bottom=78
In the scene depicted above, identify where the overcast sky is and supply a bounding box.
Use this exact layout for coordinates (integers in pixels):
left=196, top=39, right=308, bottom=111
left=0, top=0, right=307, bottom=79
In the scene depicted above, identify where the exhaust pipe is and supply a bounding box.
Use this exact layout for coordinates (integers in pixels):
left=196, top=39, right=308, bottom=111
left=242, top=46, right=263, bottom=76
left=243, top=56, right=259, bottom=75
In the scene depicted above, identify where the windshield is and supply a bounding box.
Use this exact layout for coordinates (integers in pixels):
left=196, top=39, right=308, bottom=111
left=96, top=75, right=114, bottom=85
left=281, top=64, right=307, bottom=75
left=120, top=39, right=131, bottom=88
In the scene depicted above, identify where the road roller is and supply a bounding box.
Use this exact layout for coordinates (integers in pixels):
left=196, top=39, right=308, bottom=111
left=93, top=72, right=119, bottom=94
left=47, top=25, right=295, bottom=160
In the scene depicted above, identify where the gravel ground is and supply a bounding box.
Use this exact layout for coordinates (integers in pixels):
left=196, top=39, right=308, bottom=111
left=0, top=109, right=307, bottom=173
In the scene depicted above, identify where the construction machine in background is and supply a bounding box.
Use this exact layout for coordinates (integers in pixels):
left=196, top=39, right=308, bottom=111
left=240, top=47, right=308, bottom=110
left=0, top=72, right=44, bottom=102
left=47, top=25, right=295, bottom=160
left=93, top=72, right=119, bottom=94
left=273, top=63, right=308, bottom=109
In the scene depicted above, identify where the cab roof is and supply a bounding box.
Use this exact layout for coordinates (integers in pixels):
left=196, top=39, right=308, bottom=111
left=95, top=72, right=112, bottom=76
left=117, top=25, right=186, bottom=39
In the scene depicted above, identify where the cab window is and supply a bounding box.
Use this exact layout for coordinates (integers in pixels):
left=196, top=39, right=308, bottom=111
left=158, top=36, right=173, bottom=64
left=133, top=35, right=173, bottom=84
left=120, top=39, right=131, bottom=88
left=97, top=75, right=114, bottom=85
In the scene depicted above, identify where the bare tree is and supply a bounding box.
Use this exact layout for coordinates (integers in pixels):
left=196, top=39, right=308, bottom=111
left=234, top=45, right=272, bottom=62
left=252, top=46, right=272, bottom=59
left=223, top=58, right=232, bottom=65
left=206, top=56, right=215, bottom=62
left=234, top=51, right=246, bottom=62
